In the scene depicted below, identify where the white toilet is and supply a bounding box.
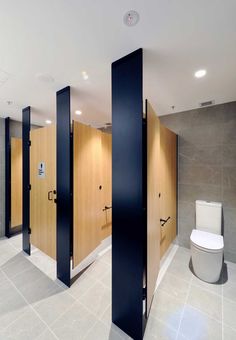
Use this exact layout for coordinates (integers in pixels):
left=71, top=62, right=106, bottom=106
left=190, top=200, right=224, bottom=283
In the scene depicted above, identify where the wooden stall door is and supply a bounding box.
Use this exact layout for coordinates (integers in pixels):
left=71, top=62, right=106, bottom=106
left=160, top=125, right=177, bottom=257
left=73, top=122, right=103, bottom=268
left=30, top=126, right=56, bottom=259
left=101, top=132, right=112, bottom=240
left=147, top=102, right=161, bottom=315
left=11, top=138, right=22, bottom=228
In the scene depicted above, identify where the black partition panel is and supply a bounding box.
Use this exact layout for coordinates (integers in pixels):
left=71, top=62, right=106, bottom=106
left=22, top=107, right=31, bottom=255
left=5, top=117, right=11, bottom=238
left=56, top=86, right=72, bottom=287
left=112, top=48, right=146, bottom=340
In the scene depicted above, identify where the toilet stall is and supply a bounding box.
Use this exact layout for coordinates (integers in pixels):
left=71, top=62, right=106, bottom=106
left=22, top=96, right=112, bottom=285
left=112, top=48, right=177, bottom=339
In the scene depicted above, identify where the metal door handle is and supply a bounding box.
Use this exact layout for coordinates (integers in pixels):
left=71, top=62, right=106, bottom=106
left=48, top=191, right=53, bottom=201
left=160, top=216, right=170, bottom=227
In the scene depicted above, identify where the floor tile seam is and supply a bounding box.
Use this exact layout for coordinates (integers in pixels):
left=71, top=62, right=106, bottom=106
left=190, top=280, right=223, bottom=297
left=41, top=298, right=81, bottom=332
left=175, top=274, right=193, bottom=339
left=185, top=303, right=223, bottom=326
left=81, top=318, right=123, bottom=340
left=150, top=312, right=180, bottom=334
left=152, top=287, right=187, bottom=305
left=2, top=262, right=37, bottom=281
left=0, top=270, right=31, bottom=333
left=1, top=268, right=60, bottom=340
left=164, top=271, right=192, bottom=285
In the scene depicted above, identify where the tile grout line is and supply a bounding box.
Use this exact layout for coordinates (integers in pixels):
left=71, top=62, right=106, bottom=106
left=175, top=270, right=194, bottom=339
left=1, top=268, right=60, bottom=340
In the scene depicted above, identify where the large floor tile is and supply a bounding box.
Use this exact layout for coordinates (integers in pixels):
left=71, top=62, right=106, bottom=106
left=159, top=273, right=190, bottom=301
left=223, top=280, right=236, bottom=302
left=2, top=253, right=35, bottom=279
left=0, top=244, right=18, bottom=266
left=223, top=324, right=236, bottom=340
left=32, top=289, right=75, bottom=326
left=151, top=290, right=184, bottom=331
left=36, top=328, right=58, bottom=340
left=167, top=258, right=193, bottom=282
left=69, top=271, right=97, bottom=300
left=79, top=281, right=111, bottom=316
left=84, top=320, right=122, bottom=340
left=84, top=259, right=110, bottom=280
left=223, top=298, right=236, bottom=329
left=0, top=306, right=46, bottom=340
left=144, top=316, right=177, bottom=340
left=99, top=249, right=111, bottom=265
left=191, top=273, right=222, bottom=296
left=0, top=280, right=28, bottom=330
left=173, top=247, right=191, bottom=265
left=99, top=268, right=111, bottom=288
left=19, top=274, right=62, bottom=305
left=187, top=285, right=222, bottom=321
left=179, top=305, right=222, bottom=340
left=51, top=301, right=97, bottom=340
left=99, top=304, right=111, bottom=326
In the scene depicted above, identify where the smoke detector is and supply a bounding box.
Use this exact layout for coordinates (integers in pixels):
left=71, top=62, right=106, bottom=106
left=123, top=10, right=140, bottom=27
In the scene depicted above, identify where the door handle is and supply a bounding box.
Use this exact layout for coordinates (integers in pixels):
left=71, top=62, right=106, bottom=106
left=103, top=206, right=112, bottom=211
left=160, top=216, right=170, bottom=227
left=48, top=191, right=53, bottom=201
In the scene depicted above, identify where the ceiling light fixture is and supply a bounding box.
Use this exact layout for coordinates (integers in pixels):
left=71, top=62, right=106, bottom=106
left=45, top=119, right=52, bottom=124
left=194, top=69, right=207, bottom=78
left=123, top=10, right=140, bottom=27
left=82, top=71, right=89, bottom=80
left=75, top=110, right=82, bottom=115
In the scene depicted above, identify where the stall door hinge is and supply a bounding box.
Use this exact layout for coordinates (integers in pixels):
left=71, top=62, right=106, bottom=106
left=28, top=184, right=31, bottom=191
left=143, top=287, right=147, bottom=300
left=28, top=140, right=31, bottom=147
left=28, top=227, right=31, bottom=235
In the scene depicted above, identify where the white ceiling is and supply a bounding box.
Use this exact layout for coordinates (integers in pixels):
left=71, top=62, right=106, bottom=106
left=0, top=0, right=236, bottom=126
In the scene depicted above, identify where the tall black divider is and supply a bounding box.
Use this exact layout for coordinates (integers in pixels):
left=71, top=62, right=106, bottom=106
left=56, top=86, right=72, bottom=287
left=5, top=117, right=11, bottom=238
left=22, top=107, right=31, bottom=255
left=112, top=48, right=147, bottom=340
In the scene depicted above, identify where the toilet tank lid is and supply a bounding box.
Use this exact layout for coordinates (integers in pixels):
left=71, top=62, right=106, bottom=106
left=196, top=200, right=222, bottom=208
left=191, top=229, right=224, bottom=251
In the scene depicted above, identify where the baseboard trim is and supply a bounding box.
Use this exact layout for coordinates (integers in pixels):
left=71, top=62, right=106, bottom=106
left=71, top=235, right=111, bottom=279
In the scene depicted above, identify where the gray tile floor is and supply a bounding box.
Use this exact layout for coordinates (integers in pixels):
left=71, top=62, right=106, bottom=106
left=0, top=235, right=236, bottom=340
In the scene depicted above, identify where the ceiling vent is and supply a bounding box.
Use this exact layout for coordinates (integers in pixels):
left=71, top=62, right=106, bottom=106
left=199, top=100, right=215, bottom=108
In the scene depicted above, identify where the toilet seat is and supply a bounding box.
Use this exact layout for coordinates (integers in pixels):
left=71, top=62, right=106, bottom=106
left=190, top=229, right=224, bottom=253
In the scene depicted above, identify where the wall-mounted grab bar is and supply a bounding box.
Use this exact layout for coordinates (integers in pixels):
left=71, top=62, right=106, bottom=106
left=160, top=216, right=170, bottom=227
left=103, top=206, right=112, bottom=211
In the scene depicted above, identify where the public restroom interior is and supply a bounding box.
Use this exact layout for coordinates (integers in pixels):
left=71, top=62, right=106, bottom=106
left=0, top=1, right=236, bottom=340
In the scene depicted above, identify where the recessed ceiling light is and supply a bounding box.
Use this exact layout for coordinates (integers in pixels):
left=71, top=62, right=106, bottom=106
left=45, top=119, right=52, bottom=124
left=82, top=71, right=89, bottom=80
left=123, top=10, right=140, bottom=27
left=194, top=69, right=207, bottom=78
left=75, top=110, right=82, bottom=115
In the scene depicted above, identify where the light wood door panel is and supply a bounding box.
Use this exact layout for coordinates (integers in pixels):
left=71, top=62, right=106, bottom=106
left=160, top=125, right=177, bottom=257
left=147, top=102, right=161, bottom=315
left=73, top=122, right=103, bottom=268
left=11, top=138, right=22, bottom=228
left=30, top=125, right=56, bottom=259
left=101, top=132, right=112, bottom=240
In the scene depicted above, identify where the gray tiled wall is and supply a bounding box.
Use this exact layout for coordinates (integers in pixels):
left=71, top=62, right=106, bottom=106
left=0, top=118, right=5, bottom=237
left=160, top=101, right=236, bottom=263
